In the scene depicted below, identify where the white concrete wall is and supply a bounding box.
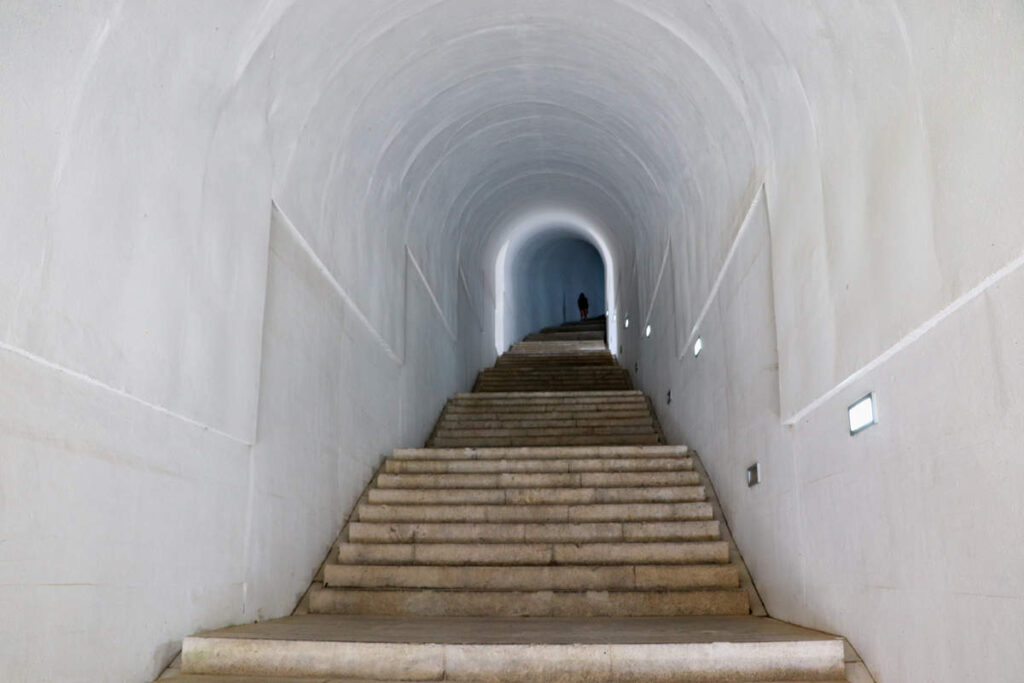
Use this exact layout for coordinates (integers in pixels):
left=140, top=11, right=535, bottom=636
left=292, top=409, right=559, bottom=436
left=617, top=6, right=1024, bottom=682
left=0, top=4, right=482, bottom=681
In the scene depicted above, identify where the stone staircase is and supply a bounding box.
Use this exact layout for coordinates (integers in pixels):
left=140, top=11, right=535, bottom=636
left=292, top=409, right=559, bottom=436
left=165, top=319, right=858, bottom=682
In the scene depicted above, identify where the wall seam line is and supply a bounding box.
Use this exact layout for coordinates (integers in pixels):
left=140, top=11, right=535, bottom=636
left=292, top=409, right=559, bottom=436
left=677, top=182, right=766, bottom=360
left=784, top=248, right=1024, bottom=425
left=0, top=340, right=252, bottom=446
left=271, top=202, right=403, bottom=365
left=406, top=246, right=457, bottom=341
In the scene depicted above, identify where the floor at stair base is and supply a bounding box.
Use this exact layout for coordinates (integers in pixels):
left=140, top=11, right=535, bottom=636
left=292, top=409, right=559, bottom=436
left=180, top=615, right=846, bottom=682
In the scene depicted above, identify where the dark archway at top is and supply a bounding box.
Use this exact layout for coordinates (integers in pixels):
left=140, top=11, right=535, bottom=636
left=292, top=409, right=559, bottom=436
left=507, top=235, right=605, bottom=344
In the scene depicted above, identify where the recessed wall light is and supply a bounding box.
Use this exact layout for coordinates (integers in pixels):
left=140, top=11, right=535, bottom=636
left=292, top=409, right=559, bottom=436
left=693, top=337, right=703, bottom=357
left=746, top=463, right=761, bottom=487
left=848, top=393, right=877, bottom=435
left=624, top=318, right=630, bottom=329
left=644, top=324, right=652, bottom=338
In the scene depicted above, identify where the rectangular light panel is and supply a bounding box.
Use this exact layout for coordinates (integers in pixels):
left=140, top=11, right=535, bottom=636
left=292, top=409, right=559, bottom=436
left=848, top=393, right=877, bottom=435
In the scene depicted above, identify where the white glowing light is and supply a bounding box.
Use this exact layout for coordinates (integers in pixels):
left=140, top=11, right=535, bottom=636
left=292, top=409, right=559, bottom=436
left=693, top=337, right=703, bottom=357
left=848, top=394, right=877, bottom=435
left=624, top=318, right=630, bottom=329
left=644, top=324, right=652, bottom=338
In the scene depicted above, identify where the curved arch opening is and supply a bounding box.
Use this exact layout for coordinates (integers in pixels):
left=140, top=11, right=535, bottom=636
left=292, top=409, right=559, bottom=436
left=494, top=210, right=618, bottom=355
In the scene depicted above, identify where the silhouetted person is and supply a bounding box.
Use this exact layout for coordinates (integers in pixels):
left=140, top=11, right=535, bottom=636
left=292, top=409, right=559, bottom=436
left=577, top=292, right=589, bottom=320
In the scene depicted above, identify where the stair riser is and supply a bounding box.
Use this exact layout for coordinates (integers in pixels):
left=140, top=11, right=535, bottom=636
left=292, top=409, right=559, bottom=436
left=324, top=564, right=740, bottom=591
left=337, top=541, right=730, bottom=565
left=376, top=473, right=699, bottom=489
left=453, top=395, right=642, bottom=403
left=436, top=418, right=654, bottom=429
left=430, top=436, right=661, bottom=447
left=367, top=485, right=706, bottom=505
left=391, top=446, right=689, bottom=460
left=440, top=410, right=652, bottom=421
left=347, top=520, right=721, bottom=544
left=357, top=502, right=714, bottom=523
left=310, top=589, right=750, bottom=618
left=432, top=432, right=659, bottom=442
left=383, top=457, right=693, bottom=474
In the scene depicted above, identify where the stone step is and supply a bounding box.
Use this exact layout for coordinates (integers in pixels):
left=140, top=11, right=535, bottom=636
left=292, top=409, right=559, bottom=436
left=474, top=377, right=630, bottom=384
left=309, top=587, right=749, bottom=617
left=391, top=445, right=689, bottom=460
left=336, top=541, right=730, bottom=565
left=439, top=409, right=652, bottom=420
left=356, top=501, right=713, bottom=524
left=348, top=520, right=721, bottom=544
left=474, top=377, right=630, bottom=383
left=445, top=402, right=648, bottom=413
left=434, top=417, right=654, bottom=429
left=475, top=387, right=634, bottom=393
left=432, top=426, right=658, bottom=438
left=496, top=359, right=616, bottom=366
left=453, top=390, right=643, bottom=400
left=324, top=563, right=740, bottom=591
left=166, top=676, right=850, bottom=683
left=181, top=615, right=847, bottom=681
left=375, top=472, right=696, bottom=490
left=429, top=434, right=662, bottom=447
left=443, top=404, right=648, bottom=415
left=430, top=432, right=655, bottom=444
left=524, top=331, right=605, bottom=341
left=383, top=456, right=691, bottom=473
left=481, top=370, right=622, bottom=374
left=367, top=485, right=705, bottom=506
left=376, top=472, right=696, bottom=490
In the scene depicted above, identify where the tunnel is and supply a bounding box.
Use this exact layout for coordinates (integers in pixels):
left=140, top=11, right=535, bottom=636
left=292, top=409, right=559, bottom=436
left=2, top=2, right=1023, bottom=682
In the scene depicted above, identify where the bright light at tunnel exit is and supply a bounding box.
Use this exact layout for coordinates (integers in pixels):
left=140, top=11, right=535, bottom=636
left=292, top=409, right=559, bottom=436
left=493, top=211, right=618, bottom=356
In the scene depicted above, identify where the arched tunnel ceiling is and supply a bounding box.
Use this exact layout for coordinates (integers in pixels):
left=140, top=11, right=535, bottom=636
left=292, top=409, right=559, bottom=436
left=10, top=0, right=1020, bottom=421
left=256, top=0, right=767, bottom=333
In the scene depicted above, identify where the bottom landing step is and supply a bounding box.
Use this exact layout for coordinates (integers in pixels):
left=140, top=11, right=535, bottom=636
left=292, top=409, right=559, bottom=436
left=178, top=614, right=846, bottom=682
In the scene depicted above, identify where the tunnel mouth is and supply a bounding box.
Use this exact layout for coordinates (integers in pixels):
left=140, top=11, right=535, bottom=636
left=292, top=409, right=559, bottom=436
left=494, top=216, right=617, bottom=354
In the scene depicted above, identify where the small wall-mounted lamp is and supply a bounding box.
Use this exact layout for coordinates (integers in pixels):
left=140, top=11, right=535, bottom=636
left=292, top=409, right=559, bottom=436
left=693, top=337, right=703, bottom=357
left=644, top=324, right=652, bottom=338
left=746, top=463, right=761, bottom=487
left=624, top=317, right=630, bottom=329
left=848, top=393, right=878, bottom=435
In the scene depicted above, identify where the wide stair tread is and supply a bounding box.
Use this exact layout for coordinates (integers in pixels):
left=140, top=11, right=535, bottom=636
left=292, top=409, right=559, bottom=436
left=179, top=614, right=849, bottom=681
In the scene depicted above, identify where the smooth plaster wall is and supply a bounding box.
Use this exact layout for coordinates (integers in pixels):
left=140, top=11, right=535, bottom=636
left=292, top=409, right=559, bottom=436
left=625, top=188, right=1024, bottom=683
left=2, top=2, right=1024, bottom=682
left=507, top=237, right=606, bottom=344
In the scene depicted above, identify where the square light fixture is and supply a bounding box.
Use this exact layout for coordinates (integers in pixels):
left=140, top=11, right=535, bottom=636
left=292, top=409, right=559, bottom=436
left=746, top=463, right=760, bottom=487
left=848, top=393, right=877, bottom=435
left=693, top=337, right=703, bottom=357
